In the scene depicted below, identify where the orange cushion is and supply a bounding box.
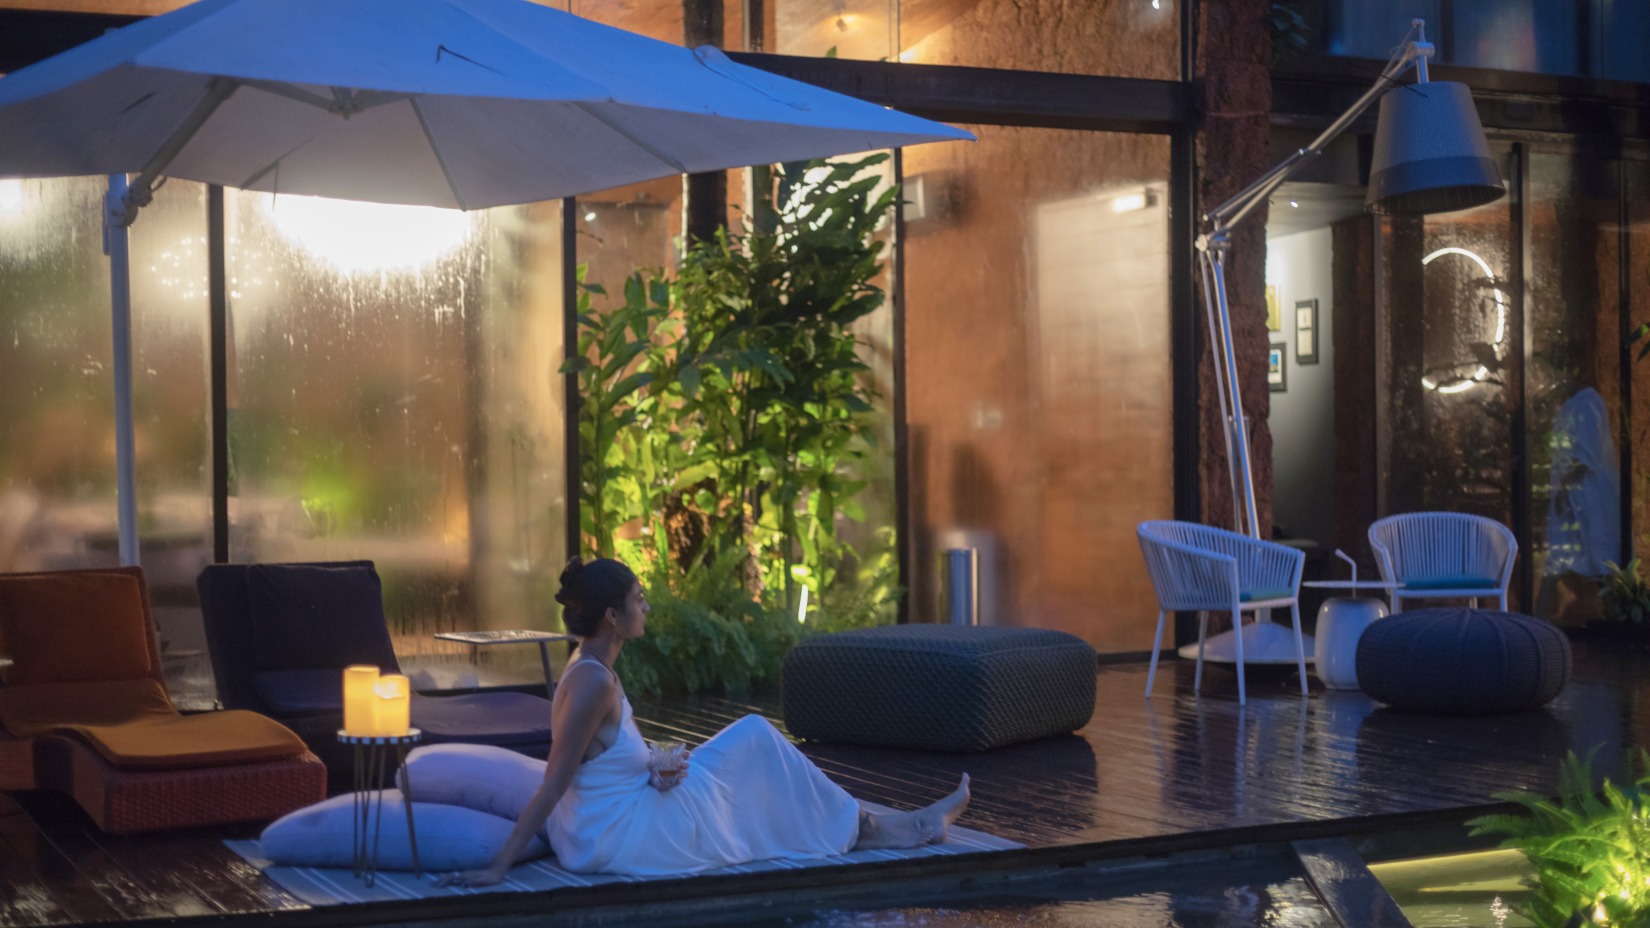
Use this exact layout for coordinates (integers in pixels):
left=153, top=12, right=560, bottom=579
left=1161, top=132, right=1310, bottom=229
left=0, top=572, right=152, bottom=685
left=62, top=711, right=308, bottom=770
left=0, top=677, right=305, bottom=769
left=0, top=678, right=174, bottom=737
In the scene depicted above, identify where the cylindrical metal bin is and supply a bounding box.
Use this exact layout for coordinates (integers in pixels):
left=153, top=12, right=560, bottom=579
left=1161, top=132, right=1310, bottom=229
left=943, top=547, right=979, bottom=626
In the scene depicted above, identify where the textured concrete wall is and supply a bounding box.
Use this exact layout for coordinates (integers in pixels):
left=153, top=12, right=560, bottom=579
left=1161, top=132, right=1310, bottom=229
left=1195, top=0, right=1273, bottom=535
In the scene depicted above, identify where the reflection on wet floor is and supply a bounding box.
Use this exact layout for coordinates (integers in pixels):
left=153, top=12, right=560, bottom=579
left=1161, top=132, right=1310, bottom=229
left=741, top=855, right=1339, bottom=927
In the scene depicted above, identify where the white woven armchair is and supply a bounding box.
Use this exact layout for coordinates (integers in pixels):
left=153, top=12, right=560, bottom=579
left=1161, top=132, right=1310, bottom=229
left=1137, top=520, right=1308, bottom=705
left=1368, top=512, right=1517, bottom=612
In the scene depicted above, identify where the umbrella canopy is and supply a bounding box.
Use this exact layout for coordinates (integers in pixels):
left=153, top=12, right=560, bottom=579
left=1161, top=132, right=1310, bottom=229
left=0, top=0, right=970, bottom=566
left=0, top=0, right=971, bottom=210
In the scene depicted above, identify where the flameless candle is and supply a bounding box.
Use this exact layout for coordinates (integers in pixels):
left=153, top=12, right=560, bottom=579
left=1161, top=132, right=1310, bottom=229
left=342, top=665, right=380, bottom=736
left=373, top=674, right=411, bottom=737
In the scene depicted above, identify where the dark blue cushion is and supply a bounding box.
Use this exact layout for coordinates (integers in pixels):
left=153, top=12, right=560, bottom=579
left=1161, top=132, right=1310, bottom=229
left=251, top=669, right=345, bottom=715
left=412, top=693, right=553, bottom=747
left=1405, top=575, right=1498, bottom=591
left=1356, top=608, right=1570, bottom=715
left=246, top=564, right=398, bottom=672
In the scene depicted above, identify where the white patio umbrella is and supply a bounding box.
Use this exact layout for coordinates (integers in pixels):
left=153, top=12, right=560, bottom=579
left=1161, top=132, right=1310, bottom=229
left=0, top=0, right=972, bottom=563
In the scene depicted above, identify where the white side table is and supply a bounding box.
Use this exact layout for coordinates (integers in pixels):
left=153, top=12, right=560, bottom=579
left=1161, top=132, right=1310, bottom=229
left=1303, top=580, right=1402, bottom=690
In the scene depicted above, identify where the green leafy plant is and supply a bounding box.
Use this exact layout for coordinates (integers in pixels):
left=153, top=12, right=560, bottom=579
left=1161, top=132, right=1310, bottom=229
left=1599, top=560, right=1650, bottom=626
left=563, top=156, right=903, bottom=693
left=1469, top=748, right=1650, bottom=928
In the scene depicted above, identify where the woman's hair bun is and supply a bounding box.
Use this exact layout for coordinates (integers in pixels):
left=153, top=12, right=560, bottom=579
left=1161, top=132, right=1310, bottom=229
left=555, top=557, right=585, bottom=605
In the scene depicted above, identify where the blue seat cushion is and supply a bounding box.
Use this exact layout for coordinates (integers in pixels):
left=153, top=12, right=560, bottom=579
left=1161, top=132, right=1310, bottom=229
left=411, top=692, right=552, bottom=747
left=1239, top=586, right=1294, bottom=603
left=1404, top=575, right=1498, bottom=591
left=246, top=564, right=398, bottom=672
left=252, top=669, right=348, bottom=715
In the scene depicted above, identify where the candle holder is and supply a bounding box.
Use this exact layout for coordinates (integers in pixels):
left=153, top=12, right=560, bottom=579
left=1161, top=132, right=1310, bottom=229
left=336, top=728, right=423, bottom=886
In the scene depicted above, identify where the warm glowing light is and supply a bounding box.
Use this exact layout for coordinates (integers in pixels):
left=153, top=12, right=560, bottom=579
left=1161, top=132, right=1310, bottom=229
left=0, top=179, right=24, bottom=216
left=1419, top=246, right=1507, bottom=394
left=262, top=194, right=474, bottom=273
left=1289, top=200, right=1299, bottom=208
left=373, top=674, right=412, bottom=737
left=342, top=665, right=380, bottom=736
left=1111, top=192, right=1149, bottom=213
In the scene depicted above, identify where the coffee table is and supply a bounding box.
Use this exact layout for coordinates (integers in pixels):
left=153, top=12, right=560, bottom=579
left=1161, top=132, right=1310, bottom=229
left=432, top=629, right=576, bottom=691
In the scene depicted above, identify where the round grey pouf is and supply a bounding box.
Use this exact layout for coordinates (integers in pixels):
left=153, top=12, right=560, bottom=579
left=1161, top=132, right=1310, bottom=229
left=1356, top=608, right=1571, bottom=715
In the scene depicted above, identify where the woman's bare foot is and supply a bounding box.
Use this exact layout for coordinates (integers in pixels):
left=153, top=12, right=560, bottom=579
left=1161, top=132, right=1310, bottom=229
left=853, top=775, right=971, bottom=850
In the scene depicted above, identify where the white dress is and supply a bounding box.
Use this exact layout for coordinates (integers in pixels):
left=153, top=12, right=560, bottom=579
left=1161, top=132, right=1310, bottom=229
left=545, top=668, right=861, bottom=876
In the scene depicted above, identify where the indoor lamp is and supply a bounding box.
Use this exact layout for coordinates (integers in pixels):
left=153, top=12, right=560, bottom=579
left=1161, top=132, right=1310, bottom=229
left=1194, top=19, right=1505, bottom=661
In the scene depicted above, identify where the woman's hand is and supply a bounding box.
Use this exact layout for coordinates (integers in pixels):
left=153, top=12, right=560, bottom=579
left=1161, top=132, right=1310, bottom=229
left=435, top=866, right=508, bottom=889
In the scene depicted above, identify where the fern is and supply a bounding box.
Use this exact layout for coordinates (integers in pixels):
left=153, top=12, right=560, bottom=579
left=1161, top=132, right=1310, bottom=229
left=1469, top=747, right=1650, bottom=927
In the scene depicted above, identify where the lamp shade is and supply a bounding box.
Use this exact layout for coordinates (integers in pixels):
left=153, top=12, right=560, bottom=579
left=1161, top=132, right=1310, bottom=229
left=1367, top=81, right=1505, bottom=215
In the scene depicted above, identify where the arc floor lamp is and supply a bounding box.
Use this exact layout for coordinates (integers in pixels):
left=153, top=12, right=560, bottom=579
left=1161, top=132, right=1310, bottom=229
left=1193, top=20, right=1506, bottom=661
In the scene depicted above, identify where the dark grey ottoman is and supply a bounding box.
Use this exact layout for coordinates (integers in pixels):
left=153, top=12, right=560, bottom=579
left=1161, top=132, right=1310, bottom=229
left=781, top=625, right=1097, bottom=752
left=1356, top=608, right=1570, bottom=715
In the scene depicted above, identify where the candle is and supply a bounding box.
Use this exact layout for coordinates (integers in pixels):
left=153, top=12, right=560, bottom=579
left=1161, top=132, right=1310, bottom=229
left=373, top=674, right=411, bottom=737
left=342, top=665, right=380, bottom=736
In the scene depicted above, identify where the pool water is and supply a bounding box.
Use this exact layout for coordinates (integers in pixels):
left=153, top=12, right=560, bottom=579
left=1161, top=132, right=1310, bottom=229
left=1369, top=849, right=1534, bottom=928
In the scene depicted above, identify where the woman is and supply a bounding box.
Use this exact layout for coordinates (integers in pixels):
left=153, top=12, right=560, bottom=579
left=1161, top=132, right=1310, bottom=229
left=439, top=557, right=970, bottom=886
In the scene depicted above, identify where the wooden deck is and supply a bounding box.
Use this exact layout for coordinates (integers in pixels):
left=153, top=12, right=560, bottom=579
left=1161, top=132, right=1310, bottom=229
left=1, top=642, right=1640, bottom=928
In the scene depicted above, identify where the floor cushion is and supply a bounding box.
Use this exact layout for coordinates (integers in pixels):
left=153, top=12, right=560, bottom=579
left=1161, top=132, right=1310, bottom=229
left=1356, top=607, right=1570, bottom=715
left=782, top=625, right=1098, bottom=752
left=260, top=789, right=547, bottom=871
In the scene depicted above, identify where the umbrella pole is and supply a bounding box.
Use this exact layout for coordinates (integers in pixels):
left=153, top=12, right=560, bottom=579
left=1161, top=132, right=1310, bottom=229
left=105, top=174, right=139, bottom=566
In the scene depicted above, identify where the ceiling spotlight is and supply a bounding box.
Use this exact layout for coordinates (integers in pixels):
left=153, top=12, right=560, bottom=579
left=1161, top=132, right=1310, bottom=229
left=584, top=210, right=597, bottom=222
left=1289, top=200, right=1299, bottom=208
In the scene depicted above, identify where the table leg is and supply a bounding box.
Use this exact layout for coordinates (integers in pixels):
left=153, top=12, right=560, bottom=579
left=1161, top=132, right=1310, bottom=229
left=351, top=742, right=367, bottom=879
left=537, top=641, right=555, bottom=692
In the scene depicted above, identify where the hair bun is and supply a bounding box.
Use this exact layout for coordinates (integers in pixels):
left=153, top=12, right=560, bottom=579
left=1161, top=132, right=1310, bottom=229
left=555, top=557, right=585, bottom=605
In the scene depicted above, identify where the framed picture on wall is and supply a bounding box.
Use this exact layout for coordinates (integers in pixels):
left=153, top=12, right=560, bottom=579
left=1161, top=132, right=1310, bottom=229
left=1295, top=299, right=1319, bottom=365
left=1268, top=342, right=1287, bottom=392
left=1265, top=284, right=1282, bottom=332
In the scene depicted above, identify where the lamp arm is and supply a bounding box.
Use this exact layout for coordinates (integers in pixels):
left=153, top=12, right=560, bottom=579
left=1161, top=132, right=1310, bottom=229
left=1202, top=22, right=1434, bottom=238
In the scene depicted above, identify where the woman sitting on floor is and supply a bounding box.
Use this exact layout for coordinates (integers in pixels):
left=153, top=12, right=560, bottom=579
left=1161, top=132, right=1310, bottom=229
left=439, top=557, right=970, bottom=886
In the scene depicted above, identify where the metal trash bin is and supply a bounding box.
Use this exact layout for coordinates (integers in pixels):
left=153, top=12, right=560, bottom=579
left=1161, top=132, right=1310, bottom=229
left=943, top=547, right=979, bottom=626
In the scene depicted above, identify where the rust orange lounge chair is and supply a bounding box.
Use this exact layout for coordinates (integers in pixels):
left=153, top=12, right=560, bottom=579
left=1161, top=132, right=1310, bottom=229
left=0, top=566, right=325, bottom=834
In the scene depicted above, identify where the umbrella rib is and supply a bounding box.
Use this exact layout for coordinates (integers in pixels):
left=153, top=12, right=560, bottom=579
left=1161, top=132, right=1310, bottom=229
left=410, top=96, right=468, bottom=211
left=572, top=102, right=691, bottom=174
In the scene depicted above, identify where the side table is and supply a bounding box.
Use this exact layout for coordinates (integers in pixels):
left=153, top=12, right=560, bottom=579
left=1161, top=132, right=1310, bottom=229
left=338, top=729, right=422, bottom=886
left=1303, top=581, right=1402, bottom=690
left=433, top=629, right=577, bottom=692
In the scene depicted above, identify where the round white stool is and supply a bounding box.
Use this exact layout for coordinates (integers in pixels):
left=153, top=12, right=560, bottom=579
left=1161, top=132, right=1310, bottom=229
left=1304, top=580, right=1401, bottom=691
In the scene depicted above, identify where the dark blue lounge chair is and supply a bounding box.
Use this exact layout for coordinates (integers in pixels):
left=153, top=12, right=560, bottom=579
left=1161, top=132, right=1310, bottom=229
left=197, top=561, right=552, bottom=777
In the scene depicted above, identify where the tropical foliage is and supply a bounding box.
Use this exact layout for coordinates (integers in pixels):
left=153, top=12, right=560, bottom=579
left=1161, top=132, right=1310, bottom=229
left=1469, top=749, right=1650, bottom=928
left=563, top=156, right=902, bottom=694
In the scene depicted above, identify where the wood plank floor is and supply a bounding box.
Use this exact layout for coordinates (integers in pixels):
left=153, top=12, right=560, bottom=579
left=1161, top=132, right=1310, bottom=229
left=0, top=642, right=1638, bottom=927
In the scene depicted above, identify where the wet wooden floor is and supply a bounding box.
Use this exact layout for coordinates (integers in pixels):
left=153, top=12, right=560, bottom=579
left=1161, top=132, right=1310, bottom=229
left=1, top=643, right=1641, bottom=927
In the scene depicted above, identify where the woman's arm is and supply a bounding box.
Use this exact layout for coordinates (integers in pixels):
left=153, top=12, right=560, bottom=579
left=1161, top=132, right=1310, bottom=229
left=436, top=666, right=616, bottom=887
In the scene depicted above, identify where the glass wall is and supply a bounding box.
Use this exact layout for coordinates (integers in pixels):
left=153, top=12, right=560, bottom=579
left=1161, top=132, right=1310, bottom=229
left=1527, top=152, right=1623, bottom=618
left=903, top=126, right=1172, bottom=651
left=1310, top=0, right=1650, bottom=83
left=1377, top=167, right=1516, bottom=530
left=0, top=176, right=212, bottom=696
left=226, top=193, right=568, bottom=674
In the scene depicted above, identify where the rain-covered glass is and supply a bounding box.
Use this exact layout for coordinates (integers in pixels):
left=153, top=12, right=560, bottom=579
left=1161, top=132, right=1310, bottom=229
left=764, top=0, right=1177, bottom=73
left=226, top=192, right=568, bottom=681
left=1527, top=151, right=1624, bottom=618
left=0, top=175, right=213, bottom=699
left=569, top=0, right=746, bottom=49
left=902, top=126, right=1172, bottom=652
left=1313, top=0, right=1650, bottom=83
left=1375, top=156, right=1516, bottom=542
